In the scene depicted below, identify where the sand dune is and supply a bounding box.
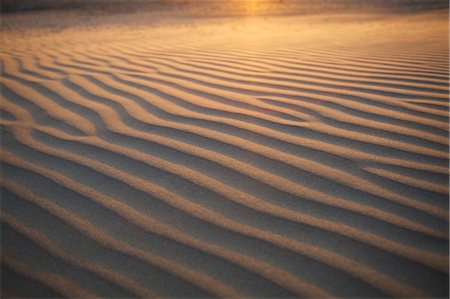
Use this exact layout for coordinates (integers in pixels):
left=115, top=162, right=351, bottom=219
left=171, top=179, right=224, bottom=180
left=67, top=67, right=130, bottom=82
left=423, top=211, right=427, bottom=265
left=0, top=5, right=449, bottom=298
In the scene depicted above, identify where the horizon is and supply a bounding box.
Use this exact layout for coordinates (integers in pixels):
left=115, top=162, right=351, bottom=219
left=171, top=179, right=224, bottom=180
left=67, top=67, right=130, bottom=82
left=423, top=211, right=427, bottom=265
left=2, top=0, right=448, bottom=13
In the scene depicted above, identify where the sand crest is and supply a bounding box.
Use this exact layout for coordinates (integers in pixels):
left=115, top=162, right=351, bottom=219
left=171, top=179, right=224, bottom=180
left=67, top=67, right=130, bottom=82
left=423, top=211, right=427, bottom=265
left=1, top=2, right=448, bottom=298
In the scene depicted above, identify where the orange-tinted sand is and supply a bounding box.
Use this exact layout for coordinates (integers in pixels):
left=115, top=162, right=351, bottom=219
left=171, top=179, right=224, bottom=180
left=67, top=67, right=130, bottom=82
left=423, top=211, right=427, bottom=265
left=0, top=2, right=449, bottom=298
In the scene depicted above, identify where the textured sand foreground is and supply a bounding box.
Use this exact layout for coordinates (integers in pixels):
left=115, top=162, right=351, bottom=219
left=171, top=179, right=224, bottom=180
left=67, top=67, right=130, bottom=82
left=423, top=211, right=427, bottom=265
left=0, top=7, right=449, bottom=298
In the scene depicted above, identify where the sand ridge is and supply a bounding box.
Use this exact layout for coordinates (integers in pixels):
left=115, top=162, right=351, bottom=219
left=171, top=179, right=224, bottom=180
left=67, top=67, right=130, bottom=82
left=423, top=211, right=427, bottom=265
left=0, top=7, right=449, bottom=298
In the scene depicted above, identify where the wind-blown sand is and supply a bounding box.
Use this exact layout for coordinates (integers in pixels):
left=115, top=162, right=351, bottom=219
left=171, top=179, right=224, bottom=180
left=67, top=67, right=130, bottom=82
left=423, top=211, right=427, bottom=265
left=0, top=2, right=449, bottom=298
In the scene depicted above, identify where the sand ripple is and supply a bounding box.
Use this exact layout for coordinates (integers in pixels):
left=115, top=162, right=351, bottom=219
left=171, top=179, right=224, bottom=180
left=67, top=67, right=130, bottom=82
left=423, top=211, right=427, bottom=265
left=1, top=9, right=448, bottom=298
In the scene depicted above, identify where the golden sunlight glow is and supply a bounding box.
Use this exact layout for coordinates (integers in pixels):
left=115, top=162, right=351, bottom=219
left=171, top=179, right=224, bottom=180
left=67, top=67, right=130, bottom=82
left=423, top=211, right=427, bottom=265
left=241, top=0, right=263, bottom=14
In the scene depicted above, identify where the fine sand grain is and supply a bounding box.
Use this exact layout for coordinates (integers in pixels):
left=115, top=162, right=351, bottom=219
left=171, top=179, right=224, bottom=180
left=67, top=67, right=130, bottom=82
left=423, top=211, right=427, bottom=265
left=0, top=3, right=449, bottom=298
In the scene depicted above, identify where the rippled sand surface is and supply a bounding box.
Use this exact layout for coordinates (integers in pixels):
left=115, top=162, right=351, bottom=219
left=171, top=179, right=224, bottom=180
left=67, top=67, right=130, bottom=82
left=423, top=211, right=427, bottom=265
left=1, top=5, right=449, bottom=298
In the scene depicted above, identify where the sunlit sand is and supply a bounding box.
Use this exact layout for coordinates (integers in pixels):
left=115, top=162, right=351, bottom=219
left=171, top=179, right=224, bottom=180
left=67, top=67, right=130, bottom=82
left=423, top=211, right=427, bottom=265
left=1, top=0, right=449, bottom=298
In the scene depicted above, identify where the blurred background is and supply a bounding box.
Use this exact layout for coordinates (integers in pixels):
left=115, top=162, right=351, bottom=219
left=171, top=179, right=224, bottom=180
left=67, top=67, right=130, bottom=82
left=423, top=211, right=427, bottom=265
left=1, top=0, right=448, bottom=15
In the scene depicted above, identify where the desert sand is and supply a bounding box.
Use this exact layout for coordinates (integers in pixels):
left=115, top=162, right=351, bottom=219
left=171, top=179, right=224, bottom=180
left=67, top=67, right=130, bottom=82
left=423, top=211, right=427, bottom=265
left=0, top=1, right=449, bottom=298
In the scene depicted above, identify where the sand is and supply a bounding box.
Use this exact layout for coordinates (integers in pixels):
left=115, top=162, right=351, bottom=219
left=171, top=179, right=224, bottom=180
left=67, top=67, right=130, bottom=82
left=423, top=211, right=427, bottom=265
left=0, top=2, right=449, bottom=298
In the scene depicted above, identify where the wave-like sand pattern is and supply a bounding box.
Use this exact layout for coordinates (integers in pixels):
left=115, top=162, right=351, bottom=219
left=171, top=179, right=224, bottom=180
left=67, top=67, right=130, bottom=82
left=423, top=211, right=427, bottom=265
left=1, top=7, right=449, bottom=298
